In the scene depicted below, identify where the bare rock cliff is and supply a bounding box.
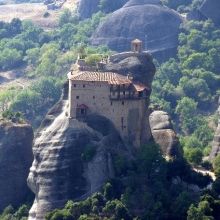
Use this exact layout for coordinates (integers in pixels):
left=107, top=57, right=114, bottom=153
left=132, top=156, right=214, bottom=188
left=0, top=121, right=33, bottom=212
left=91, top=0, right=183, bottom=56
left=209, top=97, right=220, bottom=162
left=27, top=82, right=127, bottom=220
left=77, top=0, right=128, bottom=19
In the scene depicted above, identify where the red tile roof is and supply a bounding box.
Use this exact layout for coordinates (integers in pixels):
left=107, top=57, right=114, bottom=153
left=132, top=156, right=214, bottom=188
left=132, top=39, right=142, bottom=43
left=131, top=81, right=150, bottom=91
left=68, top=71, right=150, bottom=91
left=68, top=71, right=131, bottom=85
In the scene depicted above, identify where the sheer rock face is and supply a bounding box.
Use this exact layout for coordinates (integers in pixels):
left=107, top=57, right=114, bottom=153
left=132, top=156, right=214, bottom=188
left=0, top=122, right=33, bottom=212
left=91, top=0, right=183, bottom=54
left=209, top=98, right=220, bottom=162
left=77, top=0, right=100, bottom=20
left=149, top=111, right=180, bottom=157
left=104, top=53, right=155, bottom=89
left=27, top=54, right=156, bottom=219
left=77, top=0, right=128, bottom=19
left=200, top=0, right=220, bottom=25
left=27, top=83, right=126, bottom=220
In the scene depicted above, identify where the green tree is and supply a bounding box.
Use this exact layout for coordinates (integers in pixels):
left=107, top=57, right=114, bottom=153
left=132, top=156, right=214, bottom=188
left=24, top=47, right=40, bottom=66
left=85, top=54, right=101, bottom=67
left=0, top=48, right=23, bottom=70
left=175, top=97, right=197, bottom=119
left=184, top=148, right=203, bottom=166
left=187, top=201, right=214, bottom=220
left=138, top=143, right=165, bottom=179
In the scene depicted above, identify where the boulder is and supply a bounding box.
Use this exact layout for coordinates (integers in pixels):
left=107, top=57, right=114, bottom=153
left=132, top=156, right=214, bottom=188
left=91, top=0, right=183, bottom=54
left=149, top=111, right=180, bottom=157
left=0, top=121, right=33, bottom=212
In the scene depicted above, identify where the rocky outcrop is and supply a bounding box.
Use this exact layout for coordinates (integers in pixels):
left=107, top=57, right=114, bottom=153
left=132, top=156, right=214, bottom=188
left=91, top=0, right=183, bottom=57
left=27, top=82, right=128, bottom=220
left=77, top=0, right=128, bottom=19
left=200, top=0, right=220, bottom=26
left=105, top=52, right=155, bottom=89
left=27, top=53, right=156, bottom=219
left=209, top=97, right=220, bottom=162
left=78, top=0, right=100, bottom=20
left=0, top=121, right=33, bottom=212
left=149, top=110, right=180, bottom=157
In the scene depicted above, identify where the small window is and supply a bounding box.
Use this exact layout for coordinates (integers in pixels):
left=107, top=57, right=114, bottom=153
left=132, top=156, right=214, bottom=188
left=103, top=97, right=105, bottom=99
left=93, top=96, right=95, bottom=99
left=113, top=92, right=115, bottom=96
left=111, top=102, right=112, bottom=105
left=74, top=84, right=76, bottom=87
left=122, top=101, right=124, bottom=105
left=76, top=96, right=79, bottom=99
left=100, top=85, right=101, bottom=87
left=123, top=91, right=125, bottom=95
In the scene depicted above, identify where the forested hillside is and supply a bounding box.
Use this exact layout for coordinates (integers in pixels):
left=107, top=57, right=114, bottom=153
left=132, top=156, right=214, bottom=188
left=0, top=0, right=220, bottom=219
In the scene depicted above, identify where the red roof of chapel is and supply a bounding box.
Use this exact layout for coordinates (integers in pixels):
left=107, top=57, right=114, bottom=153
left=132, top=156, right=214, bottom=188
left=68, top=71, right=150, bottom=91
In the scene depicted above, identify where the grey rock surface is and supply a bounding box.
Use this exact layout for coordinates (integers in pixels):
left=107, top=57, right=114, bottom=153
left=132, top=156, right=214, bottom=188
left=200, top=0, right=220, bottom=25
left=209, top=97, right=220, bottom=162
left=91, top=0, right=183, bottom=53
left=105, top=53, right=155, bottom=88
left=123, top=0, right=161, bottom=7
left=78, top=0, right=100, bottom=20
left=77, top=0, right=128, bottom=19
left=0, top=122, right=33, bottom=212
left=149, top=111, right=180, bottom=157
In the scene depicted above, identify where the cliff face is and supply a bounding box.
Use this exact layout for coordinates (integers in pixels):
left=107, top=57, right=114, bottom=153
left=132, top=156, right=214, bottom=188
left=77, top=0, right=128, bottom=19
left=27, top=81, right=127, bottom=219
left=209, top=97, right=220, bottom=162
left=77, top=0, right=100, bottom=19
left=91, top=0, right=183, bottom=58
left=0, top=121, right=33, bottom=212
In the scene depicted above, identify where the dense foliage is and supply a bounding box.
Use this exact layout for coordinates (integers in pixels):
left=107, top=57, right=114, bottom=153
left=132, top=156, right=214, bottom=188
left=151, top=8, right=220, bottom=160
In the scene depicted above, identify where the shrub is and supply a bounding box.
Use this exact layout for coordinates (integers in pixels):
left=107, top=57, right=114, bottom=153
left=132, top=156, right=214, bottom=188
left=81, top=145, right=97, bottom=162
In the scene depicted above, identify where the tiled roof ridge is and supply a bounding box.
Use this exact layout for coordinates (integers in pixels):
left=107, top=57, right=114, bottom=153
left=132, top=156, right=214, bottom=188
left=68, top=71, right=151, bottom=91
left=68, top=71, right=132, bottom=84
